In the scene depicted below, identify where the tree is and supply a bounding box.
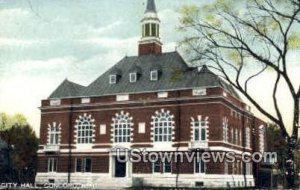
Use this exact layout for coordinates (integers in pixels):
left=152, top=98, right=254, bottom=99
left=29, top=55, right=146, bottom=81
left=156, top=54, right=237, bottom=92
left=266, top=124, right=288, bottom=180
left=178, top=0, right=300, bottom=187
left=0, top=113, right=38, bottom=183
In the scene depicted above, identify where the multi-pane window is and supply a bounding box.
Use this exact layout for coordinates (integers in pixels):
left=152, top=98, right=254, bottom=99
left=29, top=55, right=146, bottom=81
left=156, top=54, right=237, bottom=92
left=153, top=159, right=161, bottom=173
left=164, top=161, right=172, bottom=173
left=246, top=128, right=251, bottom=148
left=110, top=75, right=117, bottom=84
left=48, top=158, right=57, bottom=172
left=129, top=73, right=137, bottom=83
left=192, top=121, right=207, bottom=141
left=113, top=112, right=132, bottom=143
left=75, top=158, right=92, bottom=173
left=48, top=122, right=60, bottom=145
left=152, top=110, right=174, bottom=142
left=150, top=70, right=158, bottom=81
left=152, top=159, right=172, bottom=173
left=75, top=114, right=95, bottom=144
left=223, top=117, right=228, bottom=142
left=195, top=159, right=205, bottom=174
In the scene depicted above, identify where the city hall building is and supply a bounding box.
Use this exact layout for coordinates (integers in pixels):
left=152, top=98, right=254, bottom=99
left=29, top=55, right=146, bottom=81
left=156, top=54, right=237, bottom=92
left=36, top=0, right=266, bottom=188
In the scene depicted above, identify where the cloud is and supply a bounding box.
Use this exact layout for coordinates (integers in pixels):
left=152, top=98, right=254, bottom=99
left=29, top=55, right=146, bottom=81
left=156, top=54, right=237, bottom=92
left=0, top=38, right=49, bottom=47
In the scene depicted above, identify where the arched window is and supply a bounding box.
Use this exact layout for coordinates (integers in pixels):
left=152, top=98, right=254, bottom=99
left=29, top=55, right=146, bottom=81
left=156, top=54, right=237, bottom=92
left=75, top=113, right=95, bottom=144
left=151, top=109, right=174, bottom=142
left=47, top=122, right=61, bottom=145
left=112, top=111, right=133, bottom=143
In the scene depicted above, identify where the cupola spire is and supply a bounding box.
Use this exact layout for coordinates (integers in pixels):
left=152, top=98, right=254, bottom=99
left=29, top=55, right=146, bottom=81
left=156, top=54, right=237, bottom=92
left=146, top=0, right=157, bottom=13
left=138, top=0, right=162, bottom=56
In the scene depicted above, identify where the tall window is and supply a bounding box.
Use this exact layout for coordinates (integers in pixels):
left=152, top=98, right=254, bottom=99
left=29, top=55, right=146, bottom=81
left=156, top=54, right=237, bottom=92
left=235, top=129, right=239, bottom=145
left=48, top=122, right=60, bottom=145
left=112, top=111, right=133, bottom=143
left=145, top=23, right=150, bottom=37
left=152, top=109, right=174, bottom=142
left=195, top=159, right=205, bottom=174
left=246, top=162, right=252, bottom=175
left=75, top=158, right=92, bottom=173
left=164, top=161, right=172, bottom=173
left=150, top=70, right=158, bottom=81
left=192, top=117, right=208, bottom=141
left=259, top=125, right=265, bottom=152
left=75, top=114, right=95, bottom=144
left=246, top=128, right=251, bottom=148
left=151, top=23, right=156, bottom=36
left=153, top=159, right=161, bottom=173
left=224, top=161, right=228, bottom=174
left=48, top=158, right=57, bottom=172
left=223, top=117, right=228, bottom=142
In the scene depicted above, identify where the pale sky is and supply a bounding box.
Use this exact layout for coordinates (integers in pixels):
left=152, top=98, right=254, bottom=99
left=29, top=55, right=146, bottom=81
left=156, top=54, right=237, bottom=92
left=0, top=0, right=299, bottom=137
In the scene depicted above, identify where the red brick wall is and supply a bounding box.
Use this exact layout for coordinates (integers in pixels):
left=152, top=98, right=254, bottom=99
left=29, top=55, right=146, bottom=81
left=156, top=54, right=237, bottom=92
left=138, top=42, right=162, bottom=56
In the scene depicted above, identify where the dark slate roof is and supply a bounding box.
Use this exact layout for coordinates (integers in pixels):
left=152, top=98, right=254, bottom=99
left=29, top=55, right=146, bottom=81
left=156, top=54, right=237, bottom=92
left=49, top=79, right=86, bottom=99
left=146, top=0, right=157, bottom=13
left=48, top=51, right=240, bottom=99
left=79, top=51, right=240, bottom=99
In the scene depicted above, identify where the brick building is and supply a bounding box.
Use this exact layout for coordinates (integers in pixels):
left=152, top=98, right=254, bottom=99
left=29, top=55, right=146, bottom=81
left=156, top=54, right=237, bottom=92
left=36, top=0, right=267, bottom=188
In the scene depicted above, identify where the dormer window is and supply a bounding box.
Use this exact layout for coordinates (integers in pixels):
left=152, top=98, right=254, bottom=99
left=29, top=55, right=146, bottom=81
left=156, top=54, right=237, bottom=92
left=110, top=75, right=117, bottom=84
left=129, top=73, right=137, bottom=83
left=150, top=70, right=158, bottom=81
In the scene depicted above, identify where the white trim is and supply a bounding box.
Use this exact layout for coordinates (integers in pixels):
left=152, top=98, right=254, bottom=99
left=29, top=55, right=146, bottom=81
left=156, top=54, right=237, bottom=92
left=41, top=96, right=252, bottom=117
left=50, top=99, right=61, bottom=106
left=81, top=98, right=90, bottom=104
left=100, top=124, right=106, bottom=135
left=138, top=123, right=146, bottom=134
left=116, top=94, right=129, bottom=101
left=157, top=92, right=168, bottom=98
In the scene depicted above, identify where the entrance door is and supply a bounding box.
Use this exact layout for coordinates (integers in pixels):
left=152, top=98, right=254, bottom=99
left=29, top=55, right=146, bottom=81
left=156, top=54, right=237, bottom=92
left=115, top=156, right=126, bottom=177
